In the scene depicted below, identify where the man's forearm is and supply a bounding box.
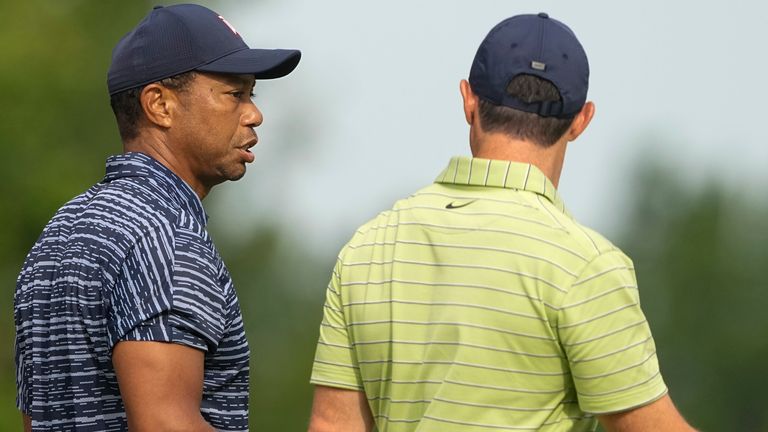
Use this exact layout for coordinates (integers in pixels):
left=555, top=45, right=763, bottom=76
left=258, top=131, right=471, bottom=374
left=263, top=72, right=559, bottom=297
left=128, top=413, right=216, bottom=432
left=22, top=413, right=31, bottom=432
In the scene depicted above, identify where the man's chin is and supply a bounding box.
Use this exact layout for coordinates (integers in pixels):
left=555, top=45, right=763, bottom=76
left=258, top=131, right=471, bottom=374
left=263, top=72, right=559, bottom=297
left=227, top=166, right=247, bottom=182
left=209, top=166, right=247, bottom=186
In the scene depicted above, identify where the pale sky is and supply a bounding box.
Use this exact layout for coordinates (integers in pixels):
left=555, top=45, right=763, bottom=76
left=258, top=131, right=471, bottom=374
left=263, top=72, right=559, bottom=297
left=207, top=0, right=768, bottom=253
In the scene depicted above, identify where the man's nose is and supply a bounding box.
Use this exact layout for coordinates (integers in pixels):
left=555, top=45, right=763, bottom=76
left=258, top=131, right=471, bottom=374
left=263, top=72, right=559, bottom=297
left=242, top=101, right=263, bottom=128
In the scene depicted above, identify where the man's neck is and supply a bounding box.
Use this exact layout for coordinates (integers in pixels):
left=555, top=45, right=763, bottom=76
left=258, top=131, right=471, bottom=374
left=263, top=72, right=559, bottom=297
left=123, top=133, right=210, bottom=200
left=471, top=134, right=567, bottom=188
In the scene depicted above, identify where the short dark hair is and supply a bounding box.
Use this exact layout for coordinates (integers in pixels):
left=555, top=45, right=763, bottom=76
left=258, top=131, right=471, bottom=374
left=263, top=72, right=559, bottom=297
left=477, top=74, right=576, bottom=148
left=109, top=71, right=197, bottom=142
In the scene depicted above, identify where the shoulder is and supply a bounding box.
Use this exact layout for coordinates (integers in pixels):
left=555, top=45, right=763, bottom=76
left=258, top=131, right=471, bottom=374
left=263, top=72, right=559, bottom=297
left=99, top=176, right=184, bottom=224
left=89, top=174, right=208, bottom=242
left=549, top=219, right=637, bottom=298
left=339, top=210, right=396, bottom=262
left=531, top=194, right=631, bottom=266
left=567, top=220, right=626, bottom=258
left=342, top=184, right=436, bottom=249
left=39, top=177, right=204, bottom=265
left=567, top=220, right=632, bottom=267
left=335, top=194, right=419, bottom=265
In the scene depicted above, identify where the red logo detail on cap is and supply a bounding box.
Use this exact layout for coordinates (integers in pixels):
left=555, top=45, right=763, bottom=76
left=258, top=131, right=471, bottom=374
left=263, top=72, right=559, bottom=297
left=218, top=15, right=240, bottom=36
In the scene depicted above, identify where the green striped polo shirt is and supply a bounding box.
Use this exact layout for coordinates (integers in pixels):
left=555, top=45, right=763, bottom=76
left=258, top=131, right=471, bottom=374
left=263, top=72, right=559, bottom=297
left=311, top=156, right=667, bottom=431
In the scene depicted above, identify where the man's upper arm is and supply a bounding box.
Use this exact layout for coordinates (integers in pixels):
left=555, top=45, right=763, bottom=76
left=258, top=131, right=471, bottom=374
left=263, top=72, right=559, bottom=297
left=557, top=251, right=668, bottom=413
left=108, top=225, right=226, bottom=353
left=113, top=341, right=215, bottom=432
left=110, top=227, right=228, bottom=431
left=308, top=385, right=374, bottom=432
left=310, top=257, right=364, bottom=390
left=597, top=394, right=696, bottom=431
left=22, top=413, right=31, bottom=432
left=559, top=252, right=696, bottom=429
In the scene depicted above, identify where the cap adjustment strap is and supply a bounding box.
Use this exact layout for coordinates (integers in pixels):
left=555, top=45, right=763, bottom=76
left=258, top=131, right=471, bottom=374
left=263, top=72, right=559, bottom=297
left=536, top=100, right=564, bottom=117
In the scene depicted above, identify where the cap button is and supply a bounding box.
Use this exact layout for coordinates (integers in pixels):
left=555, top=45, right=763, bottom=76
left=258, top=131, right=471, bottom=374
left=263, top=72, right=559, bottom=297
left=538, top=12, right=549, bottom=19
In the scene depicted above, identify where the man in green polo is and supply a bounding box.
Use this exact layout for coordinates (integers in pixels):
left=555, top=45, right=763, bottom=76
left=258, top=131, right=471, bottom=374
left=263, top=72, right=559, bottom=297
left=307, top=13, right=696, bottom=432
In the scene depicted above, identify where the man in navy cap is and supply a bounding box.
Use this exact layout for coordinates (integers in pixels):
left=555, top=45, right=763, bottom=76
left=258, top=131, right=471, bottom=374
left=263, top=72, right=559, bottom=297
left=14, top=4, right=299, bottom=431
left=308, top=13, right=695, bottom=431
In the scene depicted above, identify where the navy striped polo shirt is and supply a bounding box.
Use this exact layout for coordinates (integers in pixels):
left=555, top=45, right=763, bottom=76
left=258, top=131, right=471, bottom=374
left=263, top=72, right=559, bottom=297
left=14, top=152, right=250, bottom=431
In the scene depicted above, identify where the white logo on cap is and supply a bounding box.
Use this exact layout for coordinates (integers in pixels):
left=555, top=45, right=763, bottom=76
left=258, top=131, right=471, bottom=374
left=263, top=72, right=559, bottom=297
left=218, top=15, right=240, bottom=36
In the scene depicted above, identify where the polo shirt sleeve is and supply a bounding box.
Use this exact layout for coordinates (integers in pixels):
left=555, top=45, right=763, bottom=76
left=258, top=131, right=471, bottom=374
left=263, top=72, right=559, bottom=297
left=106, top=224, right=226, bottom=354
left=310, top=257, right=364, bottom=391
left=557, top=250, right=668, bottom=414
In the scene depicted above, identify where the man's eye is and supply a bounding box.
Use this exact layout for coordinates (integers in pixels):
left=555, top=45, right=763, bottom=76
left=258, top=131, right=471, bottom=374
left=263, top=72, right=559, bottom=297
left=230, top=91, right=255, bottom=100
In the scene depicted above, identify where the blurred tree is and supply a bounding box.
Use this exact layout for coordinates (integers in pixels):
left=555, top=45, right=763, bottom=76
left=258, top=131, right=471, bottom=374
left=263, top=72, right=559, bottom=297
left=2, top=2, right=766, bottom=432
left=0, top=2, right=328, bottom=430
left=0, top=1, right=153, bottom=429
left=615, top=165, right=768, bottom=432
left=205, top=219, right=331, bottom=431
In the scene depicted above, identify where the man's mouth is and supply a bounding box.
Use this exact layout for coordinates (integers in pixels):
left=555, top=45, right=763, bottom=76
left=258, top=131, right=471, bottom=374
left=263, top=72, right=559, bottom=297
left=238, top=139, right=257, bottom=163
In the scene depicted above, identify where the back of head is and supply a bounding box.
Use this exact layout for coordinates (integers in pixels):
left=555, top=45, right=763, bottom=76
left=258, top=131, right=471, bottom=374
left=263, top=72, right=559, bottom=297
left=469, top=13, right=589, bottom=147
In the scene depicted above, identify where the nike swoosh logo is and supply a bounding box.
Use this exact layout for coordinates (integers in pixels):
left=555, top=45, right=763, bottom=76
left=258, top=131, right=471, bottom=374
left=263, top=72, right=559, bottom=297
left=445, top=200, right=476, bottom=209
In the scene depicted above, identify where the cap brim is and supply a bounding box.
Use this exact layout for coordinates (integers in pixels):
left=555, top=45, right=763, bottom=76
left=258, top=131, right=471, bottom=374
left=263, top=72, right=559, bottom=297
left=197, top=48, right=301, bottom=79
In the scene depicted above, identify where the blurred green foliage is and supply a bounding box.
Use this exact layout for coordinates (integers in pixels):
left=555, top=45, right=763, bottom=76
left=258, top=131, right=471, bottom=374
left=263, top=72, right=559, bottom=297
left=0, top=1, right=153, bottom=429
left=1, top=2, right=766, bottom=432
left=615, top=167, right=768, bottom=432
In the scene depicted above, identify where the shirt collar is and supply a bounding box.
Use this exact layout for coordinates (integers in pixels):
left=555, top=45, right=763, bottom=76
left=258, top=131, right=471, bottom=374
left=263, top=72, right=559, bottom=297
left=435, top=156, right=570, bottom=216
left=103, top=152, right=208, bottom=226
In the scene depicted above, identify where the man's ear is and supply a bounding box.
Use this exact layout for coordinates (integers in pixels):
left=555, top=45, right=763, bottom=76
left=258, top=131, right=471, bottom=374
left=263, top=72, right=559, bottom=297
left=459, top=79, right=478, bottom=126
left=139, top=83, right=178, bottom=129
left=565, top=101, right=595, bottom=142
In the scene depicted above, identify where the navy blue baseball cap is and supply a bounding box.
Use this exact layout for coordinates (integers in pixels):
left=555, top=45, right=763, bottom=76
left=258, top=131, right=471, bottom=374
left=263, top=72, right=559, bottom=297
left=469, top=13, right=589, bottom=118
left=107, top=4, right=301, bottom=95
